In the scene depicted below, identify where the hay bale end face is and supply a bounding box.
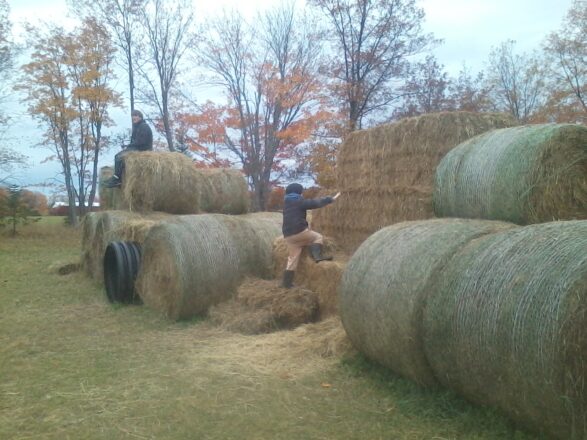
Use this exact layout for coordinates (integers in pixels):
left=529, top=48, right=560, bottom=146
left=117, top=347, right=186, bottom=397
left=434, top=123, right=587, bottom=224
left=313, top=111, right=517, bottom=252
left=136, top=213, right=282, bottom=320
left=339, top=218, right=516, bottom=386
left=423, top=220, right=587, bottom=440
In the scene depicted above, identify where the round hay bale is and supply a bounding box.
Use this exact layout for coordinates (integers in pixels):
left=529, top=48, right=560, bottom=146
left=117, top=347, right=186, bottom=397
left=423, top=220, right=587, bottom=440
left=122, top=152, right=202, bottom=214
left=434, top=123, right=587, bottom=224
left=208, top=277, right=319, bottom=334
left=339, top=218, right=515, bottom=386
left=136, top=213, right=282, bottom=320
left=198, top=168, right=249, bottom=214
left=80, top=212, right=103, bottom=277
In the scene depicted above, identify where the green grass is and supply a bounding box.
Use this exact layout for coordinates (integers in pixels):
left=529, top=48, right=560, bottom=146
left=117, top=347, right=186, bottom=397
left=0, top=218, right=543, bottom=439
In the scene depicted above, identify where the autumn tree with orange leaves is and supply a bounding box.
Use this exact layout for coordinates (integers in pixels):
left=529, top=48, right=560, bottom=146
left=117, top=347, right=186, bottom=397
left=19, top=19, right=120, bottom=226
left=198, top=5, right=330, bottom=210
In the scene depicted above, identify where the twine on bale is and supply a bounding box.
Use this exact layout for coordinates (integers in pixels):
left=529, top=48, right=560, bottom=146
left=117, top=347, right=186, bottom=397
left=339, top=218, right=515, bottom=386
left=423, top=220, right=587, bottom=440
left=434, top=124, right=587, bottom=224
left=135, top=213, right=282, bottom=320
left=312, top=111, right=516, bottom=252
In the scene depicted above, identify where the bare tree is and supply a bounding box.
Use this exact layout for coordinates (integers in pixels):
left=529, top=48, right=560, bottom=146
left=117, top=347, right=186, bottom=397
left=198, top=6, right=326, bottom=210
left=486, top=40, right=546, bottom=122
left=393, top=55, right=452, bottom=118
left=137, top=0, right=195, bottom=151
left=449, top=64, right=493, bottom=113
left=69, top=0, right=145, bottom=115
left=543, top=0, right=587, bottom=122
left=310, top=0, right=437, bottom=131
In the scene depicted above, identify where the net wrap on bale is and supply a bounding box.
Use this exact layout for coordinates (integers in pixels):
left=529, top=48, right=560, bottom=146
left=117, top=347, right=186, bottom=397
left=339, top=218, right=515, bottom=386
left=312, top=111, right=516, bottom=251
left=136, top=212, right=282, bottom=320
left=118, top=152, right=249, bottom=215
left=423, top=220, right=587, bottom=440
left=433, top=123, right=587, bottom=224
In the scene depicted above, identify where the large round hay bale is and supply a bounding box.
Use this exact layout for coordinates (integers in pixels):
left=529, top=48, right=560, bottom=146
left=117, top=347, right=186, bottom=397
left=339, top=218, right=515, bottom=386
left=136, top=213, right=282, bottom=320
left=434, top=124, right=587, bottom=224
left=122, top=152, right=202, bottom=214
left=423, top=220, right=587, bottom=440
left=313, top=111, right=517, bottom=252
left=198, top=168, right=250, bottom=214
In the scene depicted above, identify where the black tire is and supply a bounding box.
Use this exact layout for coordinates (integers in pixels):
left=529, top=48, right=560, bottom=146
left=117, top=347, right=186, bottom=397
left=103, top=241, right=142, bottom=304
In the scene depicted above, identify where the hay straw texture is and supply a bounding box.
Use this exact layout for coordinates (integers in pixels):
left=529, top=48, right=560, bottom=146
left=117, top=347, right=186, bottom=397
left=120, top=152, right=249, bottom=214
left=208, top=277, right=319, bottom=334
left=273, top=238, right=347, bottom=319
left=197, top=168, right=250, bottom=214
left=339, top=218, right=515, bottom=386
left=434, top=124, right=587, bottom=224
left=81, top=210, right=171, bottom=283
left=135, top=213, right=282, bottom=320
left=423, top=220, right=587, bottom=440
left=311, top=112, right=516, bottom=252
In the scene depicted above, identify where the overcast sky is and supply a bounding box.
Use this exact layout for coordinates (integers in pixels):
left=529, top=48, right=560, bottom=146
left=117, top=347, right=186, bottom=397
left=4, top=0, right=575, bottom=194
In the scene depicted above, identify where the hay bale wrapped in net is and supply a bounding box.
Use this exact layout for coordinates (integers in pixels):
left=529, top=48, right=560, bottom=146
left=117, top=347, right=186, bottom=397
left=434, top=124, right=587, bottom=224
left=339, top=218, right=515, bottom=386
left=136, top=212, right=282, bottom=320
left=84, top=210, right=171, bottom=283
left=198, top=168, right=250, bottom=214
left=119, top=152, right=250, bottom=215
left=423, top=221, right=587, bottom=440
left=312, top=112, right=516, bottom=252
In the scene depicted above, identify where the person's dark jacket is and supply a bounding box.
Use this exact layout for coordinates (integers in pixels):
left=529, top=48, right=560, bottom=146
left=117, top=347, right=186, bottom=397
left=282, top=193, right=333, bottom=237
left=128, top=120, right=153, bottom=151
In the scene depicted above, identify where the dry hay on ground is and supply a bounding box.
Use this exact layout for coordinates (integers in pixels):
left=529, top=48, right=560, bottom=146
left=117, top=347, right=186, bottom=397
left=48, top=259, right=80, bottom=275
left=272, top=237, right=347, bottom=319
left=423, top=220, right=587, bottom=440
left=117, top=152, right=249, bottom=215
left=187, top=316, right=355, bottom=380
left=339, top=218, right=516, bottom=387
left=312, top=111, right=516, bottom=252
left=136, top=213, right=282, bottom=320
left=81, top=210, right=172, bottom=283
left=208, top=277, right=319, bottom=335
left=434, top=123, right=587, bottom=224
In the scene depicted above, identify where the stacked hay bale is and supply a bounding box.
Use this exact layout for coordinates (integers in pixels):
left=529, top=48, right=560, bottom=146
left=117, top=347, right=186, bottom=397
left=434, top=124, right=587, bottom=224
left=115, top=152, right=249, bottom=214
left=312, top=112, right=516, bottom=252
left=135, top=212, right=282, bottom=320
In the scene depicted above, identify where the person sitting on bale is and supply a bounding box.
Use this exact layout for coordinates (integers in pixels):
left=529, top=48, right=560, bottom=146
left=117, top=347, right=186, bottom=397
left=104, top=109, right=153, bottom=188
left=281, top=183, right=340, bottom=289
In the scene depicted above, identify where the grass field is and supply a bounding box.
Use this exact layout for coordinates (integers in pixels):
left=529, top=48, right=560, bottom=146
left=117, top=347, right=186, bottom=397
left=0, top=217, right=543, bottom=439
